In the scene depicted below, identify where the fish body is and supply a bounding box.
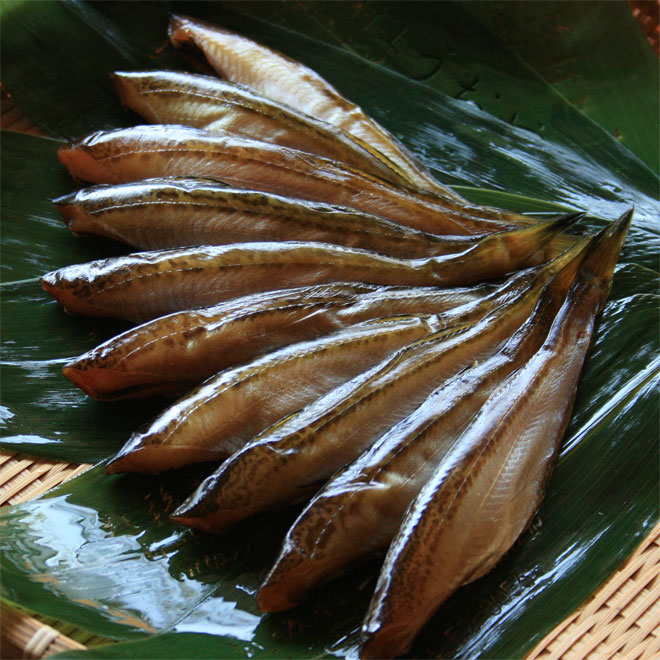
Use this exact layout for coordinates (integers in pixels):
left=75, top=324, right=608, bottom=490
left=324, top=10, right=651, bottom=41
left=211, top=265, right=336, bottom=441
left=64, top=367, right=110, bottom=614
left=255, top=251, right=583, bottom=611
left=170, top=237, right=588, bottom=534
left=54, top=177, right=482, bottom=258
left=64, top=282, right=495, bottom=400
left=111, top=70, right=409, bottom=186
left=42, top=214, right=577, bottom=322
left=359, top=211, right=632, bottom=659
left=168, top=14, right=466, bottom=201
left=57, top=125, right=521, bottom=236
left=105, top=315, right=443, bottom=474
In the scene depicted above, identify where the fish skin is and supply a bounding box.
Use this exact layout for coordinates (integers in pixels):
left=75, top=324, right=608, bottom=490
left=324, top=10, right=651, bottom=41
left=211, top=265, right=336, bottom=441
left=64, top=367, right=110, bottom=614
left=169, top=236, right=588, bottom=536
left=111, top=70, right=410, bottom=186
left=254, top=241, right=585, bottom=612
left=359, top=210, right=632, bottom=660
left=104, top=315, right=444, bottom=475
left=41, top=214, right=579, bottom=322
left=53, top=177, right=488, bottom=258
left=63, top=282, right=496, bottom=400
left=57, top=124, right=525, bottom=237
left=167, top=13, right=467, bottom=202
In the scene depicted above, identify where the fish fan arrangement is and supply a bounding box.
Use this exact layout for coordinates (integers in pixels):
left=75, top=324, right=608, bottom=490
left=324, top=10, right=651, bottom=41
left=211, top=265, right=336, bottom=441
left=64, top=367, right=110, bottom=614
left=3, top=5, right=656, bottom=660
left=36, top=14, right=632, bottom=657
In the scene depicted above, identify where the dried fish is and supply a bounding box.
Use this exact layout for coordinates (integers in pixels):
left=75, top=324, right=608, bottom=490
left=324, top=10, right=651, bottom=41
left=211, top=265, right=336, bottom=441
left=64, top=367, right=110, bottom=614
left=42, top=214, right=577, bottom=322
left=255, top=238, right=585, bottom=612
left=105, top=315, right=444, bottom=475
left=111, top=70, right=409, bottom=186
left=57, top=125, right=528, bottom=236
left=170, top=237, right=588, bottom=534
left=63, top=282, right=495, bottom=400
left=359, top=211, right=632, bottom=659
left=168, top=14, right=465, bottom=201
left=54, top=177, right=490, bottom=258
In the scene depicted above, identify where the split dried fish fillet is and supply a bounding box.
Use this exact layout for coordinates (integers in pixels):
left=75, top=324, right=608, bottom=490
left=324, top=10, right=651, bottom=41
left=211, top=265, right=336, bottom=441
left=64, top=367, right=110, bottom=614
left=168, top=13, right=466, bottom=201
left=63, top=282, right=495, bottom=400
left=171, top=238, right=588, bottom=535
left=57, top=125, right=528, bottom=236
left=254, top=237, right=586, bottom=612
left=54, top=177, right=493, bottom=258
left=42, top=213, right=576, bottom=322
left=112, top=70, right=410, bottom=186
left=359, top=210, right=632, bottom=659
left=105, top=315, right=444, bottom=474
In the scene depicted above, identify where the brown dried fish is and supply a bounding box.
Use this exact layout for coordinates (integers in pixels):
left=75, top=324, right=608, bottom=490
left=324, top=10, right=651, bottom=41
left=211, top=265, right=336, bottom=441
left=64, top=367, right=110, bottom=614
left=53, top=177, right=491, bottom=258
left=42, top=213, right=577, bottom=322
left=105, top=315, right=444, bottom=475
left=63, top=282, right=495, bottom=400
left=111, top=70, right=409, bottom=186
left=359, top=210, right=632, bottom=659
left=57, top=125, right=527, bottom=236
left=168, top=13, right=465, bottom=201
left=254, top=237, right=585, bottom=612
left=169, top=237, right=588, bottom=535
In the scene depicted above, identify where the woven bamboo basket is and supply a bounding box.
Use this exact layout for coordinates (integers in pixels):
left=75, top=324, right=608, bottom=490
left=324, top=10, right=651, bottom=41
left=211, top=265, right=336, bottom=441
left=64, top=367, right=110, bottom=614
left=2, top=20, right=659, bottom=653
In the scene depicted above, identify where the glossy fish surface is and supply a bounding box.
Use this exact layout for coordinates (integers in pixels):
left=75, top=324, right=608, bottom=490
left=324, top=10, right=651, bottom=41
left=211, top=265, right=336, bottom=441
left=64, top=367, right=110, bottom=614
left=64, top=282, right=496, bottom=400
left=168, top=14, right=465, bottom=200
left=170, top=238, right=588, bottom=535
left=57, top=125, right=525, bottom=237
left=359, top=211, right=632, bottom=660
left=255, top=251, right=583, bottom=611
left=105, top=315, right=443, bottom=474
left=54, top=177, right=484, bottom=258
left=41, top=215, right=576, bottom=322
left=111, top=70, right=409, bottom=185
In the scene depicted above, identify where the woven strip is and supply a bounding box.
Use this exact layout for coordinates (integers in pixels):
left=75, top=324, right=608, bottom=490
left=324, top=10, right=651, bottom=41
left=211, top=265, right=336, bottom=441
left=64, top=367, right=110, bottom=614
left=0, top=455, right=96, bottom=658
left=525, top=523, right=660, bottom=660
left=0, top=453, right=92, bottom=507
left=1, top=604, right=86, bottom=658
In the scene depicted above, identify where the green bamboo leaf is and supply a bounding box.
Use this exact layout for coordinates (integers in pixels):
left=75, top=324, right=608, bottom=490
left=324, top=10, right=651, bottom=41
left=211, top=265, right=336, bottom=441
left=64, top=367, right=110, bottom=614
left=2, top=291, right=657, bottom=658
left=463, top=0, right=660, bottom=172
left=1, top=2, right=658, bottom=659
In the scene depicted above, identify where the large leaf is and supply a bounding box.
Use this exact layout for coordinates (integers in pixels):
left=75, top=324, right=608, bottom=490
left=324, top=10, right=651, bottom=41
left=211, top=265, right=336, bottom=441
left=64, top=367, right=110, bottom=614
left=1, top=2, right=658, bottom=659
left=463, top=1, right=660, bottom=172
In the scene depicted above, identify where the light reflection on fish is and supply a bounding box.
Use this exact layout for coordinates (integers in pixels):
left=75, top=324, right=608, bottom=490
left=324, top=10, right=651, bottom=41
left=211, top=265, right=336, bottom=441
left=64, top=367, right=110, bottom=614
left=54, top=177, right=499, bottom=258
left=63, top=282, right=496, bottom=400
left=42, top=214, right=577, bottom=322
left=359, top=210, right=632, bottom=659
